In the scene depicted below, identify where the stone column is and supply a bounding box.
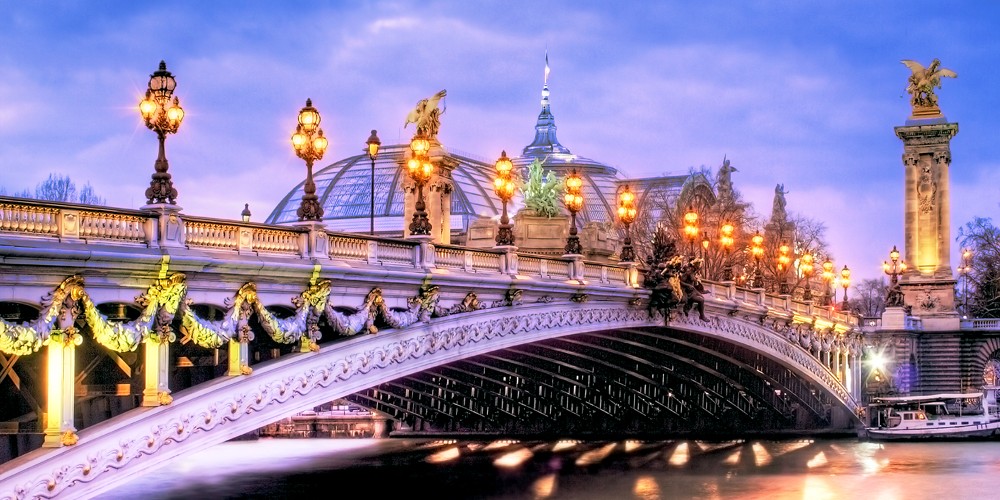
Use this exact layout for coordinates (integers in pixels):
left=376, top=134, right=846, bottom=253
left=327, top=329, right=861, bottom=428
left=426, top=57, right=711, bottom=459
left=142, top=337, right=171, bottom=406
left=895, top=119, right=960, bottom=331
left=43, top=330, right=81, bottom=448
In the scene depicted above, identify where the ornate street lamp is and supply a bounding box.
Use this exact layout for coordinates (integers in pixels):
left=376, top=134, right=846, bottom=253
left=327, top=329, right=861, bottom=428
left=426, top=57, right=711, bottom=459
left=683, top=206, right=699, bottom=256
left=799, top=250, right=814, bottom=301
left=241, top=203, right=251, bottom=223
left=719, top=222, right=734, bottom=281
left=840, top=265, right=852, bottom=311
left=365, top=130, right=381, bottom=236
left=701, top=231, right=710, bottom=259
left=959, top=247, right=973, bottom=316
left=616, top=185, right=637, bottom=262
left=883, top=245, right=907, bottom=308
left=139, top=61, right=185, bottom=205
left=406, top=132, right=434, bottom=236
left=750, top=230, right=764, bottom=288
left=563, top=169, right=584, bottom=255
left=290, top=99, right=329, bottom=221
left=822, top=258, right=835, bottom=306
left=777, top=241, right=791, bottom=295
left=493, top=150, right=516, bottom=246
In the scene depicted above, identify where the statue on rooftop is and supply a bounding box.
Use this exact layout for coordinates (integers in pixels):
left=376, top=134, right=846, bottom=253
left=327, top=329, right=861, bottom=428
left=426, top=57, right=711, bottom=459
left=404, top=89, right=447, bottom=141
left=772, top=183, right=788, bottom=221
left=901, top=58, right=956, bottom=112
left=717, top=156, right=737, bottom=205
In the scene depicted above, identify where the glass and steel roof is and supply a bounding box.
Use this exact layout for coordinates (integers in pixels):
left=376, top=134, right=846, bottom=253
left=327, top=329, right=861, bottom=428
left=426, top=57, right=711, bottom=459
left=266, top=145, right=504, bottom=233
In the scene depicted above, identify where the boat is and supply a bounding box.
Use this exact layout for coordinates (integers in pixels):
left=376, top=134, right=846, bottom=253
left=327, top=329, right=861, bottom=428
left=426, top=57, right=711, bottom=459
left=859, top=386, right=1000, bottom=440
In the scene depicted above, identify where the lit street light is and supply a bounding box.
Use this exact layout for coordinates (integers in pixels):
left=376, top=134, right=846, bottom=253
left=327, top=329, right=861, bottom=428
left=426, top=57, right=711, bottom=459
left=840, top=265, right=852, bottom=311
left=290, top=99, right=329, bottom=221
left=365, top=130, right=381, bottom=236
left=617, top=185, right=637, bottom=262
left=564, top=170, right=584, bottom=255
left=719, top=222, right=734, bottom=281
left=406, top=132, right=434, bottom=236
left=822, top=258, right=835, bottom=306
left=683, top=206, right=699, bottom=256
left=750, top=230, right=764, bottom=288
left=139, top=61, right=185, bottom=205
left=777, top=241, right=791, bottom=295
left=241, top=203, right=251, bottom=223
left=799, top=250, right=814, bottom=301
left=493, top=150, right=516, bottom=247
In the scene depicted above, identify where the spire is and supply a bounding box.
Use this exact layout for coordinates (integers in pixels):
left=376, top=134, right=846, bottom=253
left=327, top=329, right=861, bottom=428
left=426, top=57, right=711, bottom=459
left=523, top=51, right=571, bottom=157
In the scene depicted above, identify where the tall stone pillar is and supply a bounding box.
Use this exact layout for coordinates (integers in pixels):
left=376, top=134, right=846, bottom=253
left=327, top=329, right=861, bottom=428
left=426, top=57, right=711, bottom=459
left=401, top=144, right=455, bottom=245
left=895, top=118, right=959, bottom=331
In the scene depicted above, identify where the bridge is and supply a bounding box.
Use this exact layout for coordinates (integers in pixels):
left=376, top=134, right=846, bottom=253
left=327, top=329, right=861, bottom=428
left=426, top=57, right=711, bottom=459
left=0, top=196, right=861, bottom=498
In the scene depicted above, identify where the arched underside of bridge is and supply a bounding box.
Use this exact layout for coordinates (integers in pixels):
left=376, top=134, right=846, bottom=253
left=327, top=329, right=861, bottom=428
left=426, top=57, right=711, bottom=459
left=0, top=302, right=855, bottom=499
left=349, top=327, right=839, bottom=437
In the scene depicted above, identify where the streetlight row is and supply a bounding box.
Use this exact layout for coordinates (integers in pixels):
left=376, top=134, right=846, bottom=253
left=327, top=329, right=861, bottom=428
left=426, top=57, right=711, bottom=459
left=133, top=61, right=871, bottom=304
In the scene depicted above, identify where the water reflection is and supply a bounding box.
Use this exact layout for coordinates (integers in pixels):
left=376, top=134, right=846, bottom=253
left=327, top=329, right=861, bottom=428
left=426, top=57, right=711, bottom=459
left=108, top=438, right=1000, bottom=499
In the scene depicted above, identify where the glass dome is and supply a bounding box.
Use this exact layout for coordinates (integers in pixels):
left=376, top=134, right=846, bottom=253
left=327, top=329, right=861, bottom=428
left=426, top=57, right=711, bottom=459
left=266, top=145, right=505, bottom=234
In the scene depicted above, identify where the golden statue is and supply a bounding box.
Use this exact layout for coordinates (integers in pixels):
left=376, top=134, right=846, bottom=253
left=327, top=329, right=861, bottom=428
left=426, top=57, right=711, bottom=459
left=901, top=58, right=956, bottom=114
left=404, top=89, right=447, bottom=140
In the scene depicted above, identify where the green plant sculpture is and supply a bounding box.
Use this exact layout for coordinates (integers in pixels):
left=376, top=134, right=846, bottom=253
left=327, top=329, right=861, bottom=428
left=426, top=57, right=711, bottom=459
left=521, top=159, right=562, bottom=217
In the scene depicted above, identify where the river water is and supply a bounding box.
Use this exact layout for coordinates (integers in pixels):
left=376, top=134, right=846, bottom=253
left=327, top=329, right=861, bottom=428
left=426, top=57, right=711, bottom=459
left=107, top=437, right=1000, bottom=499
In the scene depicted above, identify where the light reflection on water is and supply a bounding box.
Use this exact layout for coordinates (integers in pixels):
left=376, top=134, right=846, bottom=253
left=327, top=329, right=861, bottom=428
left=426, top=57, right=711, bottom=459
left=107, top=438, right=1000, bottom=499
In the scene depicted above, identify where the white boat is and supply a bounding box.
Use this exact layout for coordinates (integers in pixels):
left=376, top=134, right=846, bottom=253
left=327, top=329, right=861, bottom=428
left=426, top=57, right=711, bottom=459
left=860, top=387, right=1000, bottom=440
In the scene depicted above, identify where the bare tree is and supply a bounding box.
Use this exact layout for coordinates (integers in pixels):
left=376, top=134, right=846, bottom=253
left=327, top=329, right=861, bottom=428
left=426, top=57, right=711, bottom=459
left=4, top=173, right=106, bottom=205
left=958, top=216, right=1000, bottom=318
left=850, top=278, right=888, bottom=317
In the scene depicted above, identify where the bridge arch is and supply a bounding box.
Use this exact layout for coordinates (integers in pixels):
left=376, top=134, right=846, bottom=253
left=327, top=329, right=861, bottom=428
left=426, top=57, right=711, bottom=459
left=0, top=300, right=858, bottom=499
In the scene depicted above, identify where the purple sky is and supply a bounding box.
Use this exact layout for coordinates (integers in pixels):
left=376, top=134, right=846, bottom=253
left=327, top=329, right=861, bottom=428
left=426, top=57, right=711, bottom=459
left=1, top=2, right=998, bottom=286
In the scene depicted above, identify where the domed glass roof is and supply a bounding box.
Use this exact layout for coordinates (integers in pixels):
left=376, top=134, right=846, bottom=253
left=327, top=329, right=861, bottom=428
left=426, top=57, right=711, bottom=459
left=266, top=145, right=504, bottom=233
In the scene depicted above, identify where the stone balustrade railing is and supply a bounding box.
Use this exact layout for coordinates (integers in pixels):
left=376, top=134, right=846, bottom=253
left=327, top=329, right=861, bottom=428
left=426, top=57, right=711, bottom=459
left=0, top=196, right=856, bottom=327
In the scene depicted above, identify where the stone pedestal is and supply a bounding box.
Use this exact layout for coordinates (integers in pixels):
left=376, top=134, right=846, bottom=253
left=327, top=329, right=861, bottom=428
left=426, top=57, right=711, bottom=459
left=579, top=221, right=619, bottom=263
left=880, top=306, right=906, bottom=330
left=512, top=211, right=568, bottom=256
left=466, top=216, right=498, bottom=249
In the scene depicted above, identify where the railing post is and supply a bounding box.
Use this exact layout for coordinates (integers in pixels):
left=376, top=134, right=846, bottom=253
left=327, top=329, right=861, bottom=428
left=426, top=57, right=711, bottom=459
left=626, top=262, right=639, bottom=288
left=410, top=235, right=435, bottom=270
left=141, top=337, right=171, bottom=406
left=367, top=240, right=379, bottom=265
left=42, top=330, right=80, bottom=448
left=58, top=209, right=80, bottom=240
left=292, top=221, right=330, bottom=260
left=566, top=255, right=584, bottom=282
left=143, top=204, right=185, bottom=249
left=237, top=227, right=253, bottom=254
left=496, top=245, right=518, bottom=277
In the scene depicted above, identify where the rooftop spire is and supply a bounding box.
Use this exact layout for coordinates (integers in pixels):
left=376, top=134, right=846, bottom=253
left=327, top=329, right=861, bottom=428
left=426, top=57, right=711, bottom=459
left=523, top=51, right=571, bottom=157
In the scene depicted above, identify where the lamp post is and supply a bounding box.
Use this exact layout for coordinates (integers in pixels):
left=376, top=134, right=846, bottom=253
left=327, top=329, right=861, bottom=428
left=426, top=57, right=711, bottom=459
left=720, top=222, right=734, bottom=281
left=617, top=185, right=637, bottom=262
left=883, top=245, right=907, bottom=308
left=822, top=258, right=835, bottom=306
left=777, top=241, right=791, bottom=295
left=750, top=230, right=764, bottom=288
left=799, top=251, right=814, bottom=301
left=241, top=203, right=251, bottom=223
left=959, top=247, right=973, bottom=317
left=139, top=61, right=185, bottom=205
left=365, top=130, right=381, bottom=236
left=406, top=132, right=434, bottom=236
left=563, top=169, right=584, bottom=255
left=840, top=265, right=852, bottom=311
left=290, top=99, right=329, bottom=221
left=493, top=150, right=516, bottom=247
left=683, top=206, right=699, bottom=256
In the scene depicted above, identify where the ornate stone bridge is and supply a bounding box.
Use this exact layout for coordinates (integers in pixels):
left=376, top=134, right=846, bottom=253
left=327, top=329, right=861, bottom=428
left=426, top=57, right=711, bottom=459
left=0, top=197, right=860, bottom=498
